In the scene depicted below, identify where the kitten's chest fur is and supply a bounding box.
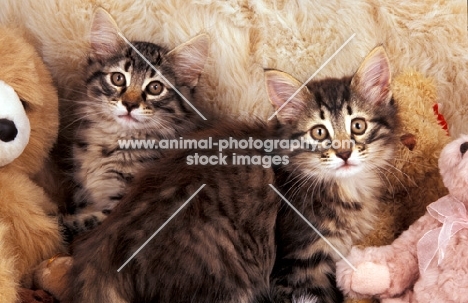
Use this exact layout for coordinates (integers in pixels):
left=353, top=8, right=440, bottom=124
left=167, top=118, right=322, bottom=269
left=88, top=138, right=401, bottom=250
left=276, top=169, right=382, bottom=258
left=72, top=120, right=179, bottom=210
left=312, top=176, right=381, bottom=247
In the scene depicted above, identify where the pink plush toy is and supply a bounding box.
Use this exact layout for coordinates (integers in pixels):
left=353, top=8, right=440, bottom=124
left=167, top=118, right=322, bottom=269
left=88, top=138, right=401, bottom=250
left=336, top=135, right=468, bottom=303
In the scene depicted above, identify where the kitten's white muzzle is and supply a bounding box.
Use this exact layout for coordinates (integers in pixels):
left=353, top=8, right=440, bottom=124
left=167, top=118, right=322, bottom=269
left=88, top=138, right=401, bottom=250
left=0, top=80, right=30, bottom=167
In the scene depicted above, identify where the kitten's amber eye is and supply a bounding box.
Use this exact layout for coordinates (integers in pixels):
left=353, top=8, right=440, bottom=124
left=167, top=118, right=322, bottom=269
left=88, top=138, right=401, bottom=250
left=146, top=81, right=164, bottom=95
left=111, top=72, right=126, bottom=87
left=310, top=125, right=328, bottom=141
left=351, top=118, right=367, bottom=135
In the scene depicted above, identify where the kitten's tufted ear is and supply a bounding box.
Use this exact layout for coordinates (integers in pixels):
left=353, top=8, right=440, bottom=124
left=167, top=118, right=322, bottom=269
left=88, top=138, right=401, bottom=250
left=351, top=46, right=392, bottom=106
left=167, top=34, right=210, bottom=88
left=90, top=8, right=122, bottom=59
left=264, top=69, right=308, bottom=125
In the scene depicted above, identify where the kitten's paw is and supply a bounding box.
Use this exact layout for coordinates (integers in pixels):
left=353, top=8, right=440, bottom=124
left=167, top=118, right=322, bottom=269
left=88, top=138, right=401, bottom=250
left=292, top=295, right=318, bottom=303
left=351, top=262, right=390, bottom=295
left=59, top=211, right=108, bottom=243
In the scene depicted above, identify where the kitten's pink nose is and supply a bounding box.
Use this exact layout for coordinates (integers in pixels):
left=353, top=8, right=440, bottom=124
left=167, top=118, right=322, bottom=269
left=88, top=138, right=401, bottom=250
left=122, top=100, right=139, bottom=112
left=336, top=150, right=352, bottom=162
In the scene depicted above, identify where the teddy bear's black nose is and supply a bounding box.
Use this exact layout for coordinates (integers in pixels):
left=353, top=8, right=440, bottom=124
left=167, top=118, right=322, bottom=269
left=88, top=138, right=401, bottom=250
left=0, top=119, right=18, bottom=142
left=461, top=142, right=468, bottom=156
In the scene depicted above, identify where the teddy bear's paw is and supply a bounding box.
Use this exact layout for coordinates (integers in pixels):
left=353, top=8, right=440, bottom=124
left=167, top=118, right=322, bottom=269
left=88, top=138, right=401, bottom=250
left=18, top=288, right=57, bottom=303
left=351, top=262, right=391, bottom=296
left=33, top=255, right=72, bottom=301
left=380, top=290, right=412, bottom=303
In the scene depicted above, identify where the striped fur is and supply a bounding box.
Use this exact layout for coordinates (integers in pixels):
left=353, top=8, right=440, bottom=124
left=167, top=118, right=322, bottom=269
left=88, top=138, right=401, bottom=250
left=265, top=46, right=399, bottom=303
left=62, top=9, right=209, bottom=241
left=63, top=120, right=280, bottom=303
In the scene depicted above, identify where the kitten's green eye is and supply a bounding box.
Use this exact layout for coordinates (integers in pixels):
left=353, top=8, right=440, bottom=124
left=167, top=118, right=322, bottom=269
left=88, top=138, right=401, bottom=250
left=351, top=118, right=367, bottom=135
left=111, top=72, right=126, bottom=87
left=146, top=81, right=164, bottom=95
left=310, top=125, right=328, bottom=141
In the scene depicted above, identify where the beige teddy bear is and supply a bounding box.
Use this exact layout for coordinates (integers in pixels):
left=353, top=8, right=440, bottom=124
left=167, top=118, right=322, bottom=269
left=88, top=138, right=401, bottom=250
left=0, top=26, right=64, bottom=303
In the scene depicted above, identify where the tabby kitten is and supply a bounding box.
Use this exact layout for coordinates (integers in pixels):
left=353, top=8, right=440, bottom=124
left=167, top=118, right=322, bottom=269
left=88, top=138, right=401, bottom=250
left=264, top=46, right=398, bottom=303
left=63, top=120, right=280, bottom=303
left=62, top=8, right=209, bottom=240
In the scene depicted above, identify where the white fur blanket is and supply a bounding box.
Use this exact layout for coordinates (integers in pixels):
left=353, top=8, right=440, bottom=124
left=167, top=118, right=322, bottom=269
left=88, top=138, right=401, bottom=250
left=1, top=0, right=467, bottom=135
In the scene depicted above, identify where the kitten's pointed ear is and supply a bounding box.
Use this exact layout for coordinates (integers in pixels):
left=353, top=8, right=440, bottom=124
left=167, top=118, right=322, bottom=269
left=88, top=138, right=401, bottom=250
left=351, top=46, right=392, bottom=105
left=167, top=34, right=210, bottom=88
left=264, top=69, right=308, bottom=124
left=90, top=8, right=122, bottom=58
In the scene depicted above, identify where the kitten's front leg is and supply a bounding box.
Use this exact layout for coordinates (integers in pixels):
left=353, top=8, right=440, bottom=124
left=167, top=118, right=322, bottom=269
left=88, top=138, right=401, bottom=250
left=271, top=210, right=345, bottom=303
left=292, top=295, right=319, bottom=303
left=60, top=176, right=125, bottom=242
left=271, top=254, right=343, bottom=303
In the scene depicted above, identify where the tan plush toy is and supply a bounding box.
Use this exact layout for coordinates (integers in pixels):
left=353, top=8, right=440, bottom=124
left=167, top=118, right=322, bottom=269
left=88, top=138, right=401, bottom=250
left=33, top=255, right=71, bottom=302
left=0, top=27, right=64, bottom=303
left=345, top=70, right=451, bottom=303
left=361, top=70, right=450, bottom=247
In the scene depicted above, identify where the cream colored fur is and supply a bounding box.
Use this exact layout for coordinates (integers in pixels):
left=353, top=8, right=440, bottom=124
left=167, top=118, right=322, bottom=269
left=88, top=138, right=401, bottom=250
left=0, top=224, right=18, bottom=303
left=0, top=0, right=467, bottom=136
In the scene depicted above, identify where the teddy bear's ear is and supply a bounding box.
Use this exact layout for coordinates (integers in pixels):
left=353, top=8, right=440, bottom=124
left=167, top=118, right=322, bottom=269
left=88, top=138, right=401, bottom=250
left=89, top=8, right=122, bottom=59
left=166, top=34, right=210, bottom=88
left=400, top=133, right=417, bottom=151
left=264, top=69, right=309, bottom=125
left=351, top=46, right=392, bottom=106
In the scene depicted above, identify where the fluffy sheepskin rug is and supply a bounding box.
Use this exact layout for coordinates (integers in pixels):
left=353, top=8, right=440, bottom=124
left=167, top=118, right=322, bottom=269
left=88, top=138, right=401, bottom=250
left=1, top=0, right=467, bottom=135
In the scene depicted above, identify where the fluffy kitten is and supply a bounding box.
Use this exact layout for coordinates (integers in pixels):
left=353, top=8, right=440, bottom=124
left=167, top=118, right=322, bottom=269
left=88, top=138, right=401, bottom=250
left=63, top=120, right=280, bottom=303
left=264, top=46, right=398, bottom=303
left=61, top=8, right=209, bottom=240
